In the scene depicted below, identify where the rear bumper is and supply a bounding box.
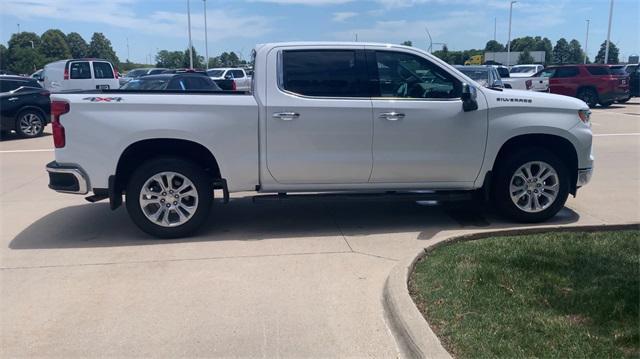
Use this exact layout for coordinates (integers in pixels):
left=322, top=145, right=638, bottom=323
left=46, top=161, right=89, bottom=194
left=600, top=90, right=630, bottom=103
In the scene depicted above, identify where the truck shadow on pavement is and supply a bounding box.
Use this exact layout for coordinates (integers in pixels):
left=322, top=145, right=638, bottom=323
left=9, top=197, right=580, bottom=250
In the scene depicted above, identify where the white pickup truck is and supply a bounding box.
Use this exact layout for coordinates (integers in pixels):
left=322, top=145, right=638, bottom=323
left=47, top=42, right=593, bottom=238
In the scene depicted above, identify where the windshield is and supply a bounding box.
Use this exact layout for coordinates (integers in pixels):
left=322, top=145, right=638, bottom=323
left=207, top=70, right=224, bottom=77
left=457, top=68, right=489, bottom=81
left=125, top=69, right=149, bottom=78
left=510, top=66, right=536, bottom=73
left=121, top=78, right=168, bottom=90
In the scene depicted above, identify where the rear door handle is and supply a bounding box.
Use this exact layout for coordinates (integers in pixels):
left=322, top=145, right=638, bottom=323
left=272, top=112, right=300, bottom=120
left=379, top=112, right=405, bottom=121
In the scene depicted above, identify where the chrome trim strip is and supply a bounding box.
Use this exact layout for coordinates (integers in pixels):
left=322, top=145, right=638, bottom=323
left=46, top=166, right=89, bottom=194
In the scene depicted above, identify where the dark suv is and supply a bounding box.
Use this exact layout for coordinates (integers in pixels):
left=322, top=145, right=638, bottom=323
left=535, top=65, right=630, bottom=108
left=0, top=76, right=51, bottom=138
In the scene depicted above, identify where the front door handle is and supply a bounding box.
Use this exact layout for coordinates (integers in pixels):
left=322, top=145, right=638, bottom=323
left=8, top=97, right=19, bottom=102
left=379, top=112, right=405, bottom=121
left=272, top=112, right=300, bottom=121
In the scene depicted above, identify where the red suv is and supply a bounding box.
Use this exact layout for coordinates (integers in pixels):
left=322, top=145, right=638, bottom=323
left=535, top=64, right=630, bottom=108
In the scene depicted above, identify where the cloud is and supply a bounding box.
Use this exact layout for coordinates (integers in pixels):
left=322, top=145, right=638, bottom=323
left=332, top=12, right=358, bottom=22
left=2, top=0, right=273, bottom=42
left=248, top=0, right=353, bottom=4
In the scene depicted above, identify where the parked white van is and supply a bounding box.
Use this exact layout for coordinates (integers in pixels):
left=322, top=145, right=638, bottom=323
left=43, top=59, right=119, bottom=92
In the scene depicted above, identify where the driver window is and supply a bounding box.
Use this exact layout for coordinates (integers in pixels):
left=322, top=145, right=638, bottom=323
left=374, top=51, right=460, bottom=99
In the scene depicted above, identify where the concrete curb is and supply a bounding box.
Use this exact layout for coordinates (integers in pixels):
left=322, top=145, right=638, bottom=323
left=382, top=222, right=640, bottom=359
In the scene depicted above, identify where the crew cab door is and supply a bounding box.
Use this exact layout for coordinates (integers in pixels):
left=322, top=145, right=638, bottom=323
left=265, top=47, right=373, bottom=184
left=366, top=48, right=487, bottom=184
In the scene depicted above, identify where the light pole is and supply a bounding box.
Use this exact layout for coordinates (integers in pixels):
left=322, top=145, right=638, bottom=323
left=126, top=37, right=130, bottom=62
left=425, top=27, right=433, bottom=53
left=29, top=41, right=34, bottom=49
left=507, top=1, right=517, bottom=67
left=494, top=17, right=497, bottom=41
left=187, top=0, right=194, bottom=69
left=17, top=23, right=20, bottom=34
left=604, top=0, right=614, bottom=64
left=584, top=20, right=590, bottom=64
left=203, top=0, right=209, bottom=69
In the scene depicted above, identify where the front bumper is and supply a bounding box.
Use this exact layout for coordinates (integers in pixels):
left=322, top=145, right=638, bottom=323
left=577, top=168, right=593, bottom=187
left=46, top=161, right=89, bottom=194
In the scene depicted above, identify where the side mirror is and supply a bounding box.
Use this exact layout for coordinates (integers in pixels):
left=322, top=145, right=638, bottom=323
left=224, top=74, right=233, bottom=80
left=461, top=83, right=478, bottom=112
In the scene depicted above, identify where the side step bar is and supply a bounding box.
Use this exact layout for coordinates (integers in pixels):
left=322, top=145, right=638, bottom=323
left=252, top=191, right=473, bottom=203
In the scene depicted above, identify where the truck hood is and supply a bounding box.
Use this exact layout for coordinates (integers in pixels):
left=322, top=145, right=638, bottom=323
left=481, top=87, right=588, bottom=111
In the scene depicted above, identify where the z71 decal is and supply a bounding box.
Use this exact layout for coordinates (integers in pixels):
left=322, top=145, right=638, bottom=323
left=82, top=97, right=124, bottom=102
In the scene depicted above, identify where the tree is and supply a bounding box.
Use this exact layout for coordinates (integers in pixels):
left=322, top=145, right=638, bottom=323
left=552, top=38, right=571, bottom=64
left=155, top=50, right=184, bottom=68
left=66, top=32, right=89, bottom=58
left=6, top=32, right=44, bottom=74
left=567, top=39, right=584, bottom=64
left=401, top=40, right=413, bottom=47
left=88, top=32, right=119, bottom=65
left=510, top=36, right=537, bottom=52
left=40, top=29, right=71, bottom=62
left=181, top=47, right=205, bottom=68
left=595, top=40, right=619, bottom=64
left=484, top=40, right=505, bottom=52
left=517, top=49, right=535, bottom=64
left=0, top=44, right=7, bottom=70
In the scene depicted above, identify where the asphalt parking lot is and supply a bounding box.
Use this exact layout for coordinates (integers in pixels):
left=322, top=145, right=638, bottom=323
left=1, top=99, right=639, bottom=357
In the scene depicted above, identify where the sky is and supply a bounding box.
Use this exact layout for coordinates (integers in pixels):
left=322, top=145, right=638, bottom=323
left=1, top=0, right=638, bottom=64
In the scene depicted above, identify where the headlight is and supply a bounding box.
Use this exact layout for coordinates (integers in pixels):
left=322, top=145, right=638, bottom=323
left=578, top=109, right=591, bottom=126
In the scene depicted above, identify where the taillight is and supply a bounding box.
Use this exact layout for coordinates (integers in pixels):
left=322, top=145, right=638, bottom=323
left=232, top=80, right=237, bottom=91
left=63, top=66, right=69, bottom=80
left=51, top=100, right=70, bottom=148
left=525, top=80, right=532, bottom=90
left=114, top=66, right=119, bottom=79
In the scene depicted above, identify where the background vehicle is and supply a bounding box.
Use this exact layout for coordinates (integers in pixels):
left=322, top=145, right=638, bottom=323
left=464, top=54, right=483, bottom=65
left=121, top=73, right=222, bottom=91
left=535, top=64, right=630, bottom=107
left=119, top=68, right=168, bottom=86
left=510, top=64, right=544, bottom=78
left=1, top=76, right=50, bottom=138
left=47, top=42, right=593, bottom=238
left=624, top=64, right=639, bottom=97
left=608, top=65, right=632, bottom=103
left=43, top=58, right=119, bottom=92
left=30, top=69, right=44, bottom=82
left=493, top=65, right=547, bottom=91
left=207, top=68, right=251, bottom=91
left=454, top=65, right=503, bottom=88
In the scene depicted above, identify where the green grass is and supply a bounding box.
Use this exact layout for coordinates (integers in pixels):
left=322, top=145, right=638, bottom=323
left=409, top=230, right=640, bottom=358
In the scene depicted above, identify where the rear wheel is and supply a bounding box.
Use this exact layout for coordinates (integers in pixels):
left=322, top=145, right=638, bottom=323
left=15, top=110, right=45, bottom=138
left=617, top=97, right=630, bottom=104
left=577, top=88, right=598, bottom=108
left=492, top=148, right=569, bottom=223
left=126, top=157, right=213, bottom=238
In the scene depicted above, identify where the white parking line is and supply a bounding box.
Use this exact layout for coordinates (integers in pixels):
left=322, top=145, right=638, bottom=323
left=593, top=133, right=640, bottom=137
left=0, top=149, right=54, bottom=153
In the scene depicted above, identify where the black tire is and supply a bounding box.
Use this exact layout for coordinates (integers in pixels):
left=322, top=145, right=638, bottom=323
left=126, top=157, right=213, bottom=238
left=617, top=97, right=630, bottom=104
left=15, top=109, right=45, bottom=138
left=491, top=148, right=570, bottom=223
left=577, top=88, right=598, bottom=108
left=599, top=101, right=614, bottom=108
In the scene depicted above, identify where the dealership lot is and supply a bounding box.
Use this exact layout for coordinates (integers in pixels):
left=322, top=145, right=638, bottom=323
left=1, top=101, right=639, bottom=357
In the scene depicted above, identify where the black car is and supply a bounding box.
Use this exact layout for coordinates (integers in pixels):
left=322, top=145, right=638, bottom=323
left=0, top=76, right=51, bottom=138
left=120, top=72, right=223, bottom=91
left=624, top=64, right=639, bottom=97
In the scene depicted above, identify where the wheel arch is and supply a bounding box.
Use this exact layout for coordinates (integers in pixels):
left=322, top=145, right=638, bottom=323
left=576, top=85, right=599, bottom=100
left=114, top=138, right=222, bottom=198
left=490, top=133, right=579, bottom=195
left=16, top=106, right=48, bottom=123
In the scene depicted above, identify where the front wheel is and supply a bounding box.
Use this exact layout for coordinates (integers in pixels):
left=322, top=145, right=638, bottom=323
left=492, top=149, right=570, bottom=223
left=599, top=101, right=614, bottom=108
left=126, top=157, right=213, bottom=238
left=616, top=97, right=630, bottom=104
left=577, top=88, right=598, bottom=108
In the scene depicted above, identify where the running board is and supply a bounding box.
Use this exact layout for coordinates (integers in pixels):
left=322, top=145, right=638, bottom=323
left=252, top=191, right=473, bottom=203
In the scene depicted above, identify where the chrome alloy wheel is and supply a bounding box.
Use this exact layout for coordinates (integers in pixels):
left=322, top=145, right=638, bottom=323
left=509, top=161, right=559, bottom=213
left=19, top=113, right=43, bottom=136
left=139, top=172, right=199, bottom=227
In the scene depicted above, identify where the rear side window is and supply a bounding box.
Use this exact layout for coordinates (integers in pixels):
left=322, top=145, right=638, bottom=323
left=282, top=50, right=368, bottom=97
left=586, top=66, right=610, bottom=76
left=554, top=67, right=579, bottom=78
left=69, top=62, right=92, bottom=79
left=93, top=62, right=114, bottom=79
left=182, top=76, right=215, bottom=90
left=148, top=69, right=166, bottom=75
left=496, top=67, right=510, bottom=78
left=230, top=70, right=244, bottom=78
